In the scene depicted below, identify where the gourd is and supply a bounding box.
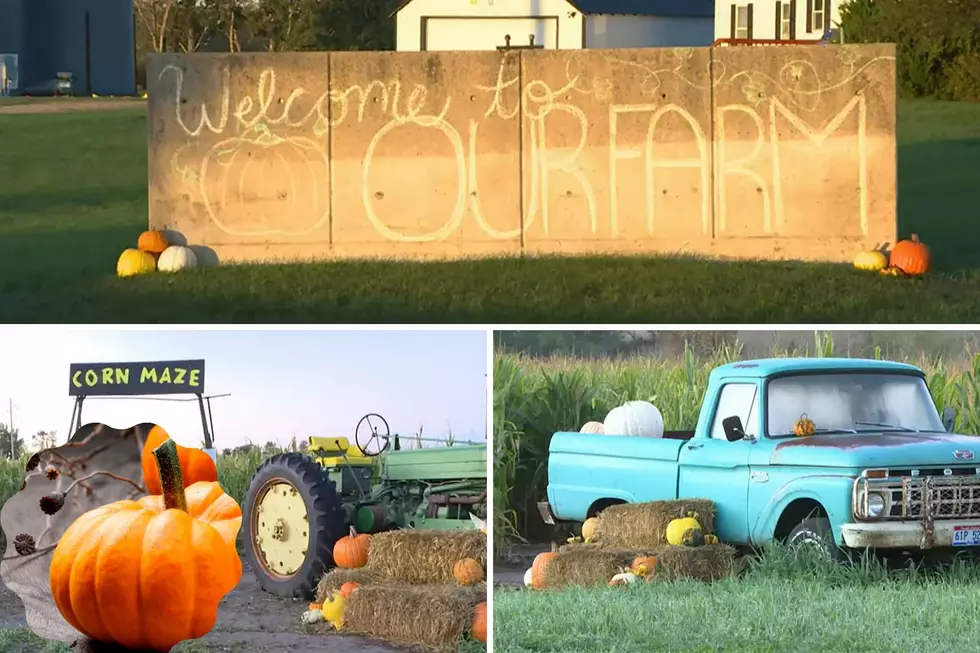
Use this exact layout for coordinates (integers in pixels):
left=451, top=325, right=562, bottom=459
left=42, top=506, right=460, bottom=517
left=609, top=571, right=638, bottom=586
left=704, top=534, right=719, bottom=545
left=681, top=527, right=706, bottom=547
left=580, top=421, right=605, bottom=434
left=852, top=250, right=887, bottom=271
left=50, top=439, right=242, bottom=651
left=793, top=414, right=816, bottom=437
left=889, top=233, right=931, bottom=275
left=339, top=581, right=361, bottom=598
left=137, top=229, right=170, bottom=255
left=116, top=248, right=156, bottom=277
left=471, top=602, right=487, bottom=643
left=581, top=517, right=599, bottom=543
left=666, top=516, right=702, bottom=545
left=320, top=591, right=345, bottom=630
left=879, top=267, right=904, bottom=276
left=141, top=425, right=218, bottom=495
left=603, top=401, right=664, bottom=438
left=530, top=549, right=557, bottom=589
left=523, top=567, right=533, bottom=586
left=157, top=245, right=198, bottom=272
left=453, top=558, right=485, bottom=585
left=631, top=556, right=657, bottom=576
left=334, top=527, right=370, bottom=568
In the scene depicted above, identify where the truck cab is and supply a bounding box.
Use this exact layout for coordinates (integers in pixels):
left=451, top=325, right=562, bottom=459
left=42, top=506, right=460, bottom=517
left=541, top=358, right=980, bottom=554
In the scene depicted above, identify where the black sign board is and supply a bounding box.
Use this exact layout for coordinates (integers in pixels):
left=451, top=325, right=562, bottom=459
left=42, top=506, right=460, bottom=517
left=69, top=360, right=206, bottom=396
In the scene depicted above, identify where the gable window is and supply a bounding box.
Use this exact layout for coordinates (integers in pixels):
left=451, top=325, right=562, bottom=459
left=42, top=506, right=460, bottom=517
left=807, top=0, right=827, bottom=34
left=730, top=4, right=754, bottom=40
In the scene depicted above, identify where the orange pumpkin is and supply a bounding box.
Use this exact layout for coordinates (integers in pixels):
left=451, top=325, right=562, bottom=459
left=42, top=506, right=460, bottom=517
left=471, top=602, right=487, bottom=643
left=137, top=229, right=170, bottom=255
left=334, top=527, right=370, bottom=568
left=889, top=233, right=931, bottom=275
left=453, top=557, right=485, bottom=585
left=339, top=581, right=361, bottom=598
left=530, top=550, right=557, bottom=589
left=141, top=425, right=217, bottom=495
left=50, top=439, right=242, bottom=651
left=631, top=556, right=657, bottom=576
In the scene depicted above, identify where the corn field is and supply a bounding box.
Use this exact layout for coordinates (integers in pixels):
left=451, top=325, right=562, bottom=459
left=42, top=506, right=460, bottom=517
left=493, top=332, right=980, bottom=554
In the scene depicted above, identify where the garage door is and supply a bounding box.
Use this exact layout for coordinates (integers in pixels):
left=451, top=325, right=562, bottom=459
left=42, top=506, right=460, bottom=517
left=422, top=17, right=558, bottom=51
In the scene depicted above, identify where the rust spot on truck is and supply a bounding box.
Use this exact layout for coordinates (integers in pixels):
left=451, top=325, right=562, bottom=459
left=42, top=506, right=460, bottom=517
left=774, top=433, right=961, bottom=451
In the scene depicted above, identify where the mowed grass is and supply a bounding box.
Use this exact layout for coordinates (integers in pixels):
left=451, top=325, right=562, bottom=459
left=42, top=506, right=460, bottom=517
left=493, top=548, right=980, bottom=653
left=1, top=101, right=980, bottom=322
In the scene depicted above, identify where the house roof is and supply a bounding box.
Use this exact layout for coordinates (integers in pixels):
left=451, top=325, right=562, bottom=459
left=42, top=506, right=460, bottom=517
left=390, top=0, right=714, bottom=19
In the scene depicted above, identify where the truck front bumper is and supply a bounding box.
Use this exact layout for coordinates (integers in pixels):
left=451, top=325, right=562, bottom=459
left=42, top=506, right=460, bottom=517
left=841, top=519, right=980, bottom=549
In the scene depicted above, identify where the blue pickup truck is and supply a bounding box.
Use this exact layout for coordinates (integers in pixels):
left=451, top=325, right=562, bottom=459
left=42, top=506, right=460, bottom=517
left=539, top=357, right=980, bottom=555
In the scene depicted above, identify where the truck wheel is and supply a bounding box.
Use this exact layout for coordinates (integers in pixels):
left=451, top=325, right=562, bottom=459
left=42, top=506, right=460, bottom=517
left=243, top=453, right=347, bottom=599
left=787, top=517, right=846, bottom=561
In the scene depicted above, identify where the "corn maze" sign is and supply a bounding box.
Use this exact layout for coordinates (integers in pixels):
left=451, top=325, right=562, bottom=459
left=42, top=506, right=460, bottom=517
left=68, top=360, right=206, bottom=396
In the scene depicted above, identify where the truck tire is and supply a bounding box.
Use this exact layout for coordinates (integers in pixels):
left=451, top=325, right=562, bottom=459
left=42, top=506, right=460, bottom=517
left=243, top=453, right=347, bottom=599
left=787, top=517, right=846, bottom=561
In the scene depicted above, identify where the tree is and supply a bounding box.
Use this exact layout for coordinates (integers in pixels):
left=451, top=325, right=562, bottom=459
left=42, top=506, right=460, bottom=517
left=245, top=0, right=322, bottom=52
left=32, top=430, right=57, bottom=451
left=134, top=0, right=179, bottom=52
left=0, top=423, right=24, bottom=459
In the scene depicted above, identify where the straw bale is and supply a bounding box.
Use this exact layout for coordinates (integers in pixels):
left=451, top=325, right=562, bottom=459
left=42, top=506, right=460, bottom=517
left=593, top=499, right=715, bottom=547
left=366, top=530, right=486, bottom=584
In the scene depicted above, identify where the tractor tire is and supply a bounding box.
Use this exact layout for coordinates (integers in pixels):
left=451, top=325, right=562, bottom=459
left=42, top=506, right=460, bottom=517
left=242, top=453, right=347, bottom=599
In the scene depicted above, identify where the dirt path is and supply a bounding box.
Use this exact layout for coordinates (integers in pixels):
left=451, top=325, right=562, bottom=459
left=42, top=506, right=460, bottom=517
left=0, top=562, right=401, bottom=652
left=0, top=98, right=145, bottom=114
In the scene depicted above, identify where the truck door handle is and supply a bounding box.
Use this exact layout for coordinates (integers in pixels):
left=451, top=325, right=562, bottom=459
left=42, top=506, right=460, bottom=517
left=687, top=443, right=703, bottom=450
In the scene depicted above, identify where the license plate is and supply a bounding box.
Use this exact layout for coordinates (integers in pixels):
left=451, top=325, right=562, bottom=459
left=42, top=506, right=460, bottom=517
left=952, top=526, right=980, bottom=547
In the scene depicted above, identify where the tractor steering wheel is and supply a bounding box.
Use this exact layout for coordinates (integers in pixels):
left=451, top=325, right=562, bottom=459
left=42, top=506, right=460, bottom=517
left=354, top=413, right=391, bottom=456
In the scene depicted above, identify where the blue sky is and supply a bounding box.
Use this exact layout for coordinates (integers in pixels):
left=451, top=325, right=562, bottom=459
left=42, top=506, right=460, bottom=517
left=0, top=328, right=488, bottom=450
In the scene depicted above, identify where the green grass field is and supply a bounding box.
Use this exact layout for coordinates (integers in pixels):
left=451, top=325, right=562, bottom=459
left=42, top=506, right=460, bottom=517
left=494, top=547, right=980, bottom=653
left=1, top=101, right=980, bottom=323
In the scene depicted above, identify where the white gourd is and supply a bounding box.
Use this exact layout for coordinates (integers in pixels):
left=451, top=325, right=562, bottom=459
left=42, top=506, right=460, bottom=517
left=579, top=421, right=605, bottom=434
left=157, top=245, right=198, bottom=272
left=603, top=401, right=664, bottom=438
left=524, top=568, right=533, bottom=586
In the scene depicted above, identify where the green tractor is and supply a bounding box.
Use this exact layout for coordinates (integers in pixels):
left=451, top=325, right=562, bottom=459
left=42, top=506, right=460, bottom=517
left=242, top=413, right=487, bottom=598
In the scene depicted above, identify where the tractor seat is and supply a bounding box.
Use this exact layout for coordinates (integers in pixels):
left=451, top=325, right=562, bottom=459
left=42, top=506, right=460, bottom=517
left=308, top=436, right=374, bottom=466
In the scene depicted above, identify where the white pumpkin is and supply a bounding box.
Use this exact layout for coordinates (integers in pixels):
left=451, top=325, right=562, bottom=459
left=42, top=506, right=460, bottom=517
left=580, top=421, right=605, bottom=434
left=524, top=568, right=533, bottom=587
left=157, top=245, right=198, bottom=272
left=603, top=400, right=664, bottom=438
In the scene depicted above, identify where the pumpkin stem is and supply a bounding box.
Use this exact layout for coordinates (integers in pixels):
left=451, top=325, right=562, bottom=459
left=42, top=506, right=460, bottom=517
left=911, top=233, right=919, bottom=242
left=153, top=438, right=188, bottom=512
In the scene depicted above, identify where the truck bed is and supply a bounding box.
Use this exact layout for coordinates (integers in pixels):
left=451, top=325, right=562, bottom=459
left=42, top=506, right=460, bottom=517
left=546, top=431, right=688, bottom=522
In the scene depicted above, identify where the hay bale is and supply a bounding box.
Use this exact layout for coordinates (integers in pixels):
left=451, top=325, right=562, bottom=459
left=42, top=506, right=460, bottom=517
left=315, top=568, right=383, bottom=602
left=546, top=542, right=736, bottom=587
left=343, top=584, right=484, bottom=651
left=366, top=530, right=486, bottom=584
left=593, top=499, right=715, bottom=548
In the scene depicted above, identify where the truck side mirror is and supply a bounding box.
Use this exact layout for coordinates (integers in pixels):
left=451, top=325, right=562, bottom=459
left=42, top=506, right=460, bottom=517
left=942, top=407, right=957, bottom=432
left=722, top=416, right=747, bottom=442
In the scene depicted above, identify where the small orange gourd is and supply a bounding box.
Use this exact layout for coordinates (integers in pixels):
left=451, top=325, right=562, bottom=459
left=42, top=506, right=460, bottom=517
left=138, top=229, right=170, bottom=255
left=471, top=602, right=487, bottom=643
left=339, top=581, right=361, bottom=598
left=141, top=425, right=218, bottom=495
left=50, top=439, right=242, bottom=651
left=453, top=557, right=485, bottom=585
left=334, top=527, right=370, bottom=568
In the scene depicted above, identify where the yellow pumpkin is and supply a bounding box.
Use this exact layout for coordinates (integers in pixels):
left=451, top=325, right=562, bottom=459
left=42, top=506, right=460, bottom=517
left=116, top=248, right=156, bottom=277
left=666, top=516, right=701, bottom=545
left=581, top=517, right=599, bottom=543
left=320, top=591, right=345, bottom=630
left=853, top=250, right=887, bottom=271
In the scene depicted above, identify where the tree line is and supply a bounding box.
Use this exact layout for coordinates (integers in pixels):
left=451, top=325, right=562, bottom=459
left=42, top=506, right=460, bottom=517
left=840, top=0, right=980, bottom=101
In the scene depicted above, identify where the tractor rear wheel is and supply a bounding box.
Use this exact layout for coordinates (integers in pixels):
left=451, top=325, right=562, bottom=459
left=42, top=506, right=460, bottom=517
left=243, top=453, right=347, bottom=599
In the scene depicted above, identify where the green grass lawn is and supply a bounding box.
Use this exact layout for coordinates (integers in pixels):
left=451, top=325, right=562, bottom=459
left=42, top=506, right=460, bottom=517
left=494, top=550, right=980, bottom=653
left=1, top=101, right=979, bottom=323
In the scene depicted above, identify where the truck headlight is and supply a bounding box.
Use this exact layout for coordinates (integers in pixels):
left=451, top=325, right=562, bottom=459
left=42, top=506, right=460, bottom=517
left=866, top=492, right=886, bottom=518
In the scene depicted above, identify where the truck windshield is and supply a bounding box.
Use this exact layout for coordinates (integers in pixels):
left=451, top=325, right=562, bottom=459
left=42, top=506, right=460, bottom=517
left=767, top=373, right=945, bottom=437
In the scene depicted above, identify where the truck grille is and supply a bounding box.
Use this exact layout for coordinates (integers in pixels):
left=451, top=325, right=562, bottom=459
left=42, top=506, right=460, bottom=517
left=856, top=473, right=980, bottom=520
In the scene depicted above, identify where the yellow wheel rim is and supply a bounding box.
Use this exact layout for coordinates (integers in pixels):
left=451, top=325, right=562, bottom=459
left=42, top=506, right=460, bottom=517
left=252, top=480, right=310, bottom=578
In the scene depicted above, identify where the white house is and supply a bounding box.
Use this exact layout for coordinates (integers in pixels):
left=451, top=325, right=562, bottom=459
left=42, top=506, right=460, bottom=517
left=392, top=0, right=715, bottom=52
left=714, top=0, right=844, bottom=42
